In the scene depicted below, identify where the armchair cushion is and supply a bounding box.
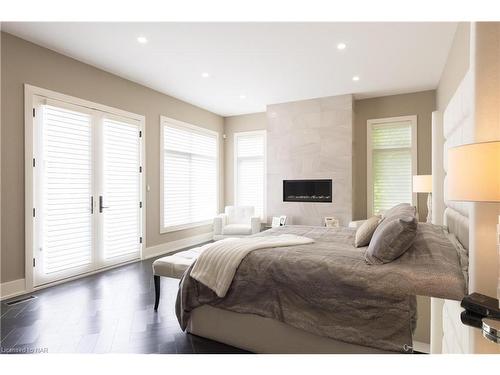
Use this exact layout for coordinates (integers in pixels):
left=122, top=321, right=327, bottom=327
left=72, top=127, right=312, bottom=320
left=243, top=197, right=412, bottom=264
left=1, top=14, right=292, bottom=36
left=214, top=206, right=261, bottom=240
left=225, top=206, right=255, bottom=225
left=222, top=224, right=253, bottom=235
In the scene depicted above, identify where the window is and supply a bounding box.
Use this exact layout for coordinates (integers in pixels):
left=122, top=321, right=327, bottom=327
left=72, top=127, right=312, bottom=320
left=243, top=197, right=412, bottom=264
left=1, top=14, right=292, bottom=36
left=161, top=117, right=219, bottom=232
left=234, top=131, right=266, bottom=219
left=367, top=115, right=417, bottom=216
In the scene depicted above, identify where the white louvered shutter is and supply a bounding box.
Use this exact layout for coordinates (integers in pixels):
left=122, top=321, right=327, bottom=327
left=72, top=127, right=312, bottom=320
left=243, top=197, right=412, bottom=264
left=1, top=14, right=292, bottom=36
left=41, top=104, right=93, bottom=275
left=235, top=132, right=265, bottom=219
left=102, top=118, right=141, bottom=260
left=163, top=123, right=217, bottom=229
left=370, top=121, right=414, bottom=214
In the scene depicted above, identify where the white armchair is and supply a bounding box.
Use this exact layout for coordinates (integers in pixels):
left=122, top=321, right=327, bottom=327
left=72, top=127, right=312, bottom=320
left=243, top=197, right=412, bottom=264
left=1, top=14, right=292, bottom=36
left=213, top=206, right=261, bottom=240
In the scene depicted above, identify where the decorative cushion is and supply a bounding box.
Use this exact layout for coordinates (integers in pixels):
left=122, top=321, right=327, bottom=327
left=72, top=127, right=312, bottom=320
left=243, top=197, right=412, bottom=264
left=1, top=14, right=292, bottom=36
left=365, top=216, right=418, bottom=264
left=222, top=224, right=252, bottom=235
left=382, top=203, right=417, bottom=220
left=354, top=215, right=382, bottom=247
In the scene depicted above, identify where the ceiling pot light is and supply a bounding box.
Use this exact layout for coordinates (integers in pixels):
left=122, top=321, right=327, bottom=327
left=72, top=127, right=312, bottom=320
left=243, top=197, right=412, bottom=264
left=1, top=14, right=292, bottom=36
left=201, top=72, right=210, bottom=78
left=337, top=43, right=347, bottom=50
left=239, top=94, right=247, bottom=99
left=352, top=76, right=360, bottom=81
left=137, top=36, right=148, bottom=44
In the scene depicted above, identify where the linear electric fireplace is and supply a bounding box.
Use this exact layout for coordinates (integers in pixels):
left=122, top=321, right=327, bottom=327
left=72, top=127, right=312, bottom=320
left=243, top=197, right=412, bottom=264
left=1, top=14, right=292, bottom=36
left=283, top=179, right=332, bottom=203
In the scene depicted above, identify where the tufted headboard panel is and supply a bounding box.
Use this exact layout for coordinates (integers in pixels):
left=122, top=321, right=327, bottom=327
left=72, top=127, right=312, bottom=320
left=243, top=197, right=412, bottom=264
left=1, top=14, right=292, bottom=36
left=442, top=71, right=473, bottom=251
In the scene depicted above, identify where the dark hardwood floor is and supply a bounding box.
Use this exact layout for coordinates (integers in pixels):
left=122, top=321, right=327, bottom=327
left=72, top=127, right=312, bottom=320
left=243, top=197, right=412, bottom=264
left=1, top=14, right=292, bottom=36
left=0, top=251, right=249, bottom=354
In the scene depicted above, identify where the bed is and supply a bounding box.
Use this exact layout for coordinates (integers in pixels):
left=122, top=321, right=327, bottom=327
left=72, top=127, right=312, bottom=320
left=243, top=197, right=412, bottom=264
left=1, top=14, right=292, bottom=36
left=154, top=215, right=467, bottom=353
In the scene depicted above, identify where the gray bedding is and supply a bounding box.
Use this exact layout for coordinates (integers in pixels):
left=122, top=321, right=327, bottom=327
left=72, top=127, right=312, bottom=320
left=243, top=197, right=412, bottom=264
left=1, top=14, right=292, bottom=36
left=176, top=224, right=466, bottom=353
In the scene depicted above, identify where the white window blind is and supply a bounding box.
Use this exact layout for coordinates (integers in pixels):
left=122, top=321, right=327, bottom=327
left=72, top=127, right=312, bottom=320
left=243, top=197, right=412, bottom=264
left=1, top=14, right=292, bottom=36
left=235, top=131, right=265, bottom=219
left=162, top=120, right=218, bottom=230
left=31, top=89, right=144, bottom=287
left=102, top=118, right=141, bottom=260
left=368, top=118, right=416, bottom=215
left=41, top=104, right=93, bottom=274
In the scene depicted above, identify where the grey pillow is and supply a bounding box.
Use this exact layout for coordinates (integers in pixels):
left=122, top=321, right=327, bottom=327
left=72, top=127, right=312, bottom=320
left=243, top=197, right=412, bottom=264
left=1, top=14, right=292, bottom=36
left=354, top=215, right=382, bottom=247
left=365, top=216, right=418, bottom=264
left=383, top=203, right=416, bottom=220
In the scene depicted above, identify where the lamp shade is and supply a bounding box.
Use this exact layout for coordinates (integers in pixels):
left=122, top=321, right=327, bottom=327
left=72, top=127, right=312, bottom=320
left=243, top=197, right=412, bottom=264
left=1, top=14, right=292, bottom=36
left=413, top=175, right=432, bottom=193
left=447, top=141, right=500, bottom=202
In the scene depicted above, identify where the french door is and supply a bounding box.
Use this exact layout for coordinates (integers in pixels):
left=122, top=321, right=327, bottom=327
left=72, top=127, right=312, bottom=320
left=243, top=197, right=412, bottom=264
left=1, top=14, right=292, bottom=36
left=32, top=96, right=144, bottom=286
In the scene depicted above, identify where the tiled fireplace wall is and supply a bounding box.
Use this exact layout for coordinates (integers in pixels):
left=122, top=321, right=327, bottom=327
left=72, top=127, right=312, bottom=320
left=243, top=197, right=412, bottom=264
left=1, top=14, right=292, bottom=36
left=266, top=95, right=353, bottom=226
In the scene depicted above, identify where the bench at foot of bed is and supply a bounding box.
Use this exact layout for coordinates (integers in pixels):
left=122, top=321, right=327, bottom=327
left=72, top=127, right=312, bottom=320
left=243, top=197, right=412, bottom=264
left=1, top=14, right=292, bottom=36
left=152, top=247, right=203, bottom=310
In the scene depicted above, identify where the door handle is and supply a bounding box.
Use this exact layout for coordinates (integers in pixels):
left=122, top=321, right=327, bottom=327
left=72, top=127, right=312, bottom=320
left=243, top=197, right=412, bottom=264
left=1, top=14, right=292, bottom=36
left=99, top=196, right=109, bottom=213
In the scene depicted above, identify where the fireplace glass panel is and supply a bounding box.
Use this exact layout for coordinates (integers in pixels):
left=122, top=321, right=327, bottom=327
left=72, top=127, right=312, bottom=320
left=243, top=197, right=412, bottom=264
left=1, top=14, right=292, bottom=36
left=283, top=179, right=332, bottom=203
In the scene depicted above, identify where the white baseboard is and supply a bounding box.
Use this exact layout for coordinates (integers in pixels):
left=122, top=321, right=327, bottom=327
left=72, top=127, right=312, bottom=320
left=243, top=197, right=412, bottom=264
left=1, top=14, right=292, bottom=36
left=413, top=340, right=430, bottom=354
left=142, top=232, right=213, bottom=260
left=0, top=278, right=26, bottom=301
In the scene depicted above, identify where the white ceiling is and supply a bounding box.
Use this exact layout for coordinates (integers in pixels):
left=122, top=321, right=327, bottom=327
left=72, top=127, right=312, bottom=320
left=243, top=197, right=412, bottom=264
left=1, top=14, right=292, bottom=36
left=3, top=22, right=457, bottom=116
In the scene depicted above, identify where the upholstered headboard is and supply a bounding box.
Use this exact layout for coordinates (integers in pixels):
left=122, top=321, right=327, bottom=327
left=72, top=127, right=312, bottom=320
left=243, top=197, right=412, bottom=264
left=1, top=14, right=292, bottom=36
left=442, top=71, right=473, bottom=251
left=437, top=70, right=473, bottom=354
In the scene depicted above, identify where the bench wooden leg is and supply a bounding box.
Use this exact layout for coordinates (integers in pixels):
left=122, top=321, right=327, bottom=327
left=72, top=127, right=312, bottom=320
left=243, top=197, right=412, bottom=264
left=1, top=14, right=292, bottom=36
left=154, top=275, right=160, bottom=311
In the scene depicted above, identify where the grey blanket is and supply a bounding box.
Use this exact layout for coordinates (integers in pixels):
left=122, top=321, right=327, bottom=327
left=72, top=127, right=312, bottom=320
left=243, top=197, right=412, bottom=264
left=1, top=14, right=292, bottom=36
left=176, top=224, right=466, bottom=353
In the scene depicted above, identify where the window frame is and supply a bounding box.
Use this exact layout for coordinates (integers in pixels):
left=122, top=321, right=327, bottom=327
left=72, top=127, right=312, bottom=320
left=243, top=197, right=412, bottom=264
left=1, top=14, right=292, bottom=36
left=160, top=116, right=220, bottom=233
left=233, top=130, right=267, bottom=221
left=366, top=115, right=418, bottom=217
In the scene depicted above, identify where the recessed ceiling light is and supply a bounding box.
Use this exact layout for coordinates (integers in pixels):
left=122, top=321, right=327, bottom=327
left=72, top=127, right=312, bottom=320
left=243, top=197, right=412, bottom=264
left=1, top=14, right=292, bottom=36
left=337, top=42, right=347, bottom=50
left=352, top=75, right=360, bottom=82
left=201, top=72, right=210, bottom=78
left=137, top=36, right=148, bottom=44
left=239, top=94, right=247, bottom=99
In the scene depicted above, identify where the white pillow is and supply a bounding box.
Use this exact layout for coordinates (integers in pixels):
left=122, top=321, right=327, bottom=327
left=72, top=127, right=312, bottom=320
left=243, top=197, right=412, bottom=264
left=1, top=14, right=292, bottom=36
left=354, top=215, right=382, bottom=248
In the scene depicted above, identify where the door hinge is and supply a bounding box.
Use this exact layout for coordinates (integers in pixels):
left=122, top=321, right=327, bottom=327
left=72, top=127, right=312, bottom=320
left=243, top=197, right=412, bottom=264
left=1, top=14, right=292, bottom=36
left=139, top=201, right=143, bottom=208
left=139, top=130, right=142, bottom=138
left=32, top=208, right=36, bottom=217
left=33, top=108, right=36, bottom=117
left=33, top=258, right=36, bottom=267
left=33, top=158, right=36, bottom=167
left=139, top=166, right=142, bottom=173
left=139, top=237, right=143, bottom=244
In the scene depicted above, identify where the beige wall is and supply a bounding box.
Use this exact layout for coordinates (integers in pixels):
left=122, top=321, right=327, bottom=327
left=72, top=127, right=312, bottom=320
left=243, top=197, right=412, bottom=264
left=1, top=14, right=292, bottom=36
left=353, top=90, right=436, bottom=221
left=223, top=113, right=267, bottom=206
left=437, top=23, right=470, bottom=112
left=1, top=32, right=224, bottom=283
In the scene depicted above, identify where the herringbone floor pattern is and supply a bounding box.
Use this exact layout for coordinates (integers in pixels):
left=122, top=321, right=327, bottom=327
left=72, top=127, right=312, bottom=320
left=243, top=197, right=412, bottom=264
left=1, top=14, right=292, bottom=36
left=0, top=253, right=249, bottom=354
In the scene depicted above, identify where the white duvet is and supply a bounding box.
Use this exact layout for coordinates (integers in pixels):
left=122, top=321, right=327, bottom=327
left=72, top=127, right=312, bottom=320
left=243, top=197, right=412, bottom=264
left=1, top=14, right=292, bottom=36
left=190, top=234, right=314, bottom=297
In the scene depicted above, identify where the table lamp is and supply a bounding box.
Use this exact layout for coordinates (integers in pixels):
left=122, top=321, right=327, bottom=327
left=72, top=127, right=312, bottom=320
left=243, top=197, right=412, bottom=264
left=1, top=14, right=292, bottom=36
left=447, top=141, right=500, bottom=344
left=447, top=141, right=500, bottom=203
left=413, top=175, right=432, bottom=223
